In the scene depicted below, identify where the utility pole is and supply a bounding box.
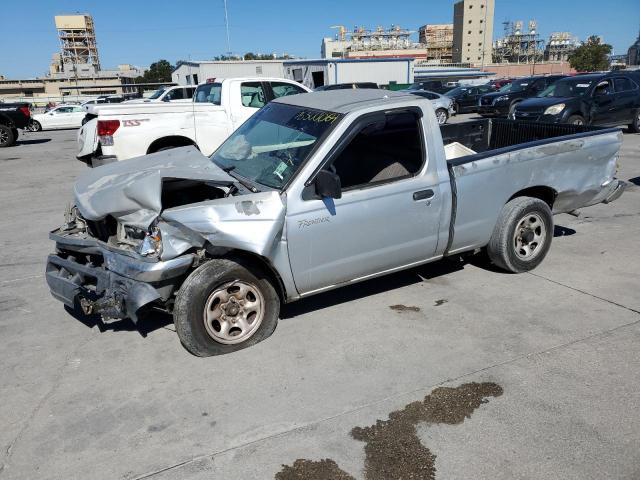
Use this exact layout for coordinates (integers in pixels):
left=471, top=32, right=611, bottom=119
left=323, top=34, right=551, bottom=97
left=223, top=0, right=232, bottom=57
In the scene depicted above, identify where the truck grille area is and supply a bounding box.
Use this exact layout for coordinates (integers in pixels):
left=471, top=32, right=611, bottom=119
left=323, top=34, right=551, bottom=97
left=86, top=217, right=117, bottom=242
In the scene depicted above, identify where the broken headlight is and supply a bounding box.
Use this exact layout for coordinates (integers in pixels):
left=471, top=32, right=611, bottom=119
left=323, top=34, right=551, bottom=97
left=137, top=227, right=163, bottom=258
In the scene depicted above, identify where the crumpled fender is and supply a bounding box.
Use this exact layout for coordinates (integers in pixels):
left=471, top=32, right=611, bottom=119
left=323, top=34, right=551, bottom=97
left=160, top=191, right=286, bottom=260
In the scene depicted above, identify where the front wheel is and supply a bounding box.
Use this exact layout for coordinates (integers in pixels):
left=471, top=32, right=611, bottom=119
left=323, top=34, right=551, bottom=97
left=567, top=115, right=585, bottom=126
left=29, top=120, right=42, bottom=132
left=487, top=197, right=553, bottom=273
left=435, top=108, right=449, bottom=125
left=174, top=258, right=280, bottom=356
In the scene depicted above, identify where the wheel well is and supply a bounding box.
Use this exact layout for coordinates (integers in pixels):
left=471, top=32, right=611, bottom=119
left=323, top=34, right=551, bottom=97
left=508, top=186, right=557, bottom=208
left=204, top=247, right=288, bottom=302
left=147, top=136, right=196, bottom=154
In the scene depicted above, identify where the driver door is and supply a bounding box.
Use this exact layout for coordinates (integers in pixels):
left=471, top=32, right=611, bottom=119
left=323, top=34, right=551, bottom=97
left=590, top=79, right=616, bottom=125
left=286, top=109, right=443, bottom=294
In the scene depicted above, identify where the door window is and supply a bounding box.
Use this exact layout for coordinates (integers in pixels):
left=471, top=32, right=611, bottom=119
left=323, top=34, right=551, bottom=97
left=594, top=80, right=613, bottom=96
left=195, top=83, right=222, bottom=105
left=55, top=107, right=74, bottom=114
left=72, top=106, right=84, bottom=112
left=270, top=82, right=307, bottom=98
left=241, top=82, right=267, bottom=108
left=614, top=77, right=637, bottom=92
left=328, top=111, right=424, bottom=190
left=166, top=88, right=185, bottom=100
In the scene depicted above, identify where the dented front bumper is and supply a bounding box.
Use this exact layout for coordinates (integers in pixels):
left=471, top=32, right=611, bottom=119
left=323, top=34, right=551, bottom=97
left=46, top=229, right=194, bottom=322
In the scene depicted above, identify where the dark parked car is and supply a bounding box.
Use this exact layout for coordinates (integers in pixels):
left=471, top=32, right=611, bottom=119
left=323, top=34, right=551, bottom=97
left=407, top=80, right=456, bottom=94
left=512, top=72, right=640, bottom=132
left=445, top=83, right=496, bottom=114
left=314, top=82, right=378, bottom=91
left=478, top=75, right=566, bottom=117
left=489, top=78, right=514, bottom=89
left=0, top=102, right=31, bottom=147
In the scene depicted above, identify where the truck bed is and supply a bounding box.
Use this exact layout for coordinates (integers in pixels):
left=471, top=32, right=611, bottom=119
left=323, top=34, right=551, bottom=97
left=440, top=118, right=619, bottom=165
left=439, top=119, right=623, bottom=256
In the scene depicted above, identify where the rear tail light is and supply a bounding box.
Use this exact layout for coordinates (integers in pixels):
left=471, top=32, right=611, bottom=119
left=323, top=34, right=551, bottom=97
left=19, top=106, right=30, bottom=118
left=97, top=120, right=120, bottom=136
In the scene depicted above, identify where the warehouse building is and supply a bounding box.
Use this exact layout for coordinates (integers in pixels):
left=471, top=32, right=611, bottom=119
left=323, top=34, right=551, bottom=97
left=172, top=60, right=287, bottom=85
left=283, top=58, right=414, bottom=89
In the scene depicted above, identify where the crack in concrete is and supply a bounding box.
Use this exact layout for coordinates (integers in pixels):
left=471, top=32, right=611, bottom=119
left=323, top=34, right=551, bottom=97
left=527, top=272, right=640, bottom=315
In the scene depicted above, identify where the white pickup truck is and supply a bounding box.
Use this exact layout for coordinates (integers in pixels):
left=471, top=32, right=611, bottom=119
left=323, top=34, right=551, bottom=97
left=77, top=77, right=310, bottom=166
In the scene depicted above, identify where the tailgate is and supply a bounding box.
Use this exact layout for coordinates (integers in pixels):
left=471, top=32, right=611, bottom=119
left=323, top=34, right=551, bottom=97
left=76, top=118, right=99, bottom=160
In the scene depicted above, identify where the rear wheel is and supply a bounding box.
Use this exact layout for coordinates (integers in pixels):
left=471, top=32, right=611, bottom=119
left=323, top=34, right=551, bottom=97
left=174, top=258, right=280, bottom=357
left=0, top=125, right=16, bottom=147
left=487, top=197, right=553, bottom=273
left=435, top=108, right=449, bottom=125
left=629, top=109, right=640, bottom=133
left=567, top=115, right=585, bottom=126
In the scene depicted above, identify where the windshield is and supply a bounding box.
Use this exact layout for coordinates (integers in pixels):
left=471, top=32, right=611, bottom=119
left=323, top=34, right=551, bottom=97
left=211, top=103, right=341, bottom=190
left=148, top=87, right=168, bottom=100
left=195, top=83, right=222, bottom=105
left=499, top=78, right=532, bottom=93
left=539, top=78, right=595, bottom=98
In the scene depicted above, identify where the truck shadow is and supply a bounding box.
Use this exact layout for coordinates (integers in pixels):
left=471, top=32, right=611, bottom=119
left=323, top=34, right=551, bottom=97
left=15, top=138, right=52, bottom=146
left=64, top=305, right=173, bottom=337
left=281, top=259, right=465, bottom=319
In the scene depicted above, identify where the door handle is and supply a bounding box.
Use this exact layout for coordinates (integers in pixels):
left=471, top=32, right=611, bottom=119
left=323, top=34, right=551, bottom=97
left=413, top=189, right=434, bottom=201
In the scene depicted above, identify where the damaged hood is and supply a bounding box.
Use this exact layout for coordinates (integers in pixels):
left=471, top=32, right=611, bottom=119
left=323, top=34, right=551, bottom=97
left=74, top=146, right=235, bottom=227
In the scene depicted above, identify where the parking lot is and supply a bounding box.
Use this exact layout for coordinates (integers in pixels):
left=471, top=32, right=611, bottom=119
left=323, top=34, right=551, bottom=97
left=1, top=118, right=639, bottom=479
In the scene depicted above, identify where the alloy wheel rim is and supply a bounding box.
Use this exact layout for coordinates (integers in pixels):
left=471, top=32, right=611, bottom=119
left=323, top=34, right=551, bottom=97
left=437, top=111, right=447, bottom=124
left=0, top=130, right=8, bottom=145
left=203, top=280, right=265, bottom=345
left=513, top=213, right=546, bottom=260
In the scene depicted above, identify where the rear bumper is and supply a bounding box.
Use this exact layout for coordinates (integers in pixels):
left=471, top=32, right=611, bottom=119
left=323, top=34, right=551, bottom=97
left=76, top=154, right=118, bottom=168
left=46, top=230, right=194, bottom=321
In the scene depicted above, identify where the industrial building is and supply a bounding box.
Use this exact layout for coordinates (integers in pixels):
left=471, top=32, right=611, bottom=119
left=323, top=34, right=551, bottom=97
left=452, top=0, right=495, bottom=66
left=53, top=15, right=101, bottom=76
left=544, top=32, right=580, bottom=62
left=321, top=25, right=430, bottom=60
left=493, top=20, right=544, bottom=64
left=283, top=58, right=414, bottom=89
left=172, top=60, right=287, bottom=85
left=628, top=29, right=640, bottom=66
left=418, top=24, right=454, bottom=62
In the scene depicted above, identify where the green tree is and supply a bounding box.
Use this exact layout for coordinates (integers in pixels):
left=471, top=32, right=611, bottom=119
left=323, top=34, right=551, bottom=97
left=134, top=59, right=174, bottom=84
left=568, top=36, right=612, bottom=72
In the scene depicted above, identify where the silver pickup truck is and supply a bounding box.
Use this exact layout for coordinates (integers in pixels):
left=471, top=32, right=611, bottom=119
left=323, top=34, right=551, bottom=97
left=46, top=90, right=626, bottom=356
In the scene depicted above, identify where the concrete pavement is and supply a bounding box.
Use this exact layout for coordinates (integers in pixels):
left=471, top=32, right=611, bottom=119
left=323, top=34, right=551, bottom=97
left=0, top=121, right=638, bottom=479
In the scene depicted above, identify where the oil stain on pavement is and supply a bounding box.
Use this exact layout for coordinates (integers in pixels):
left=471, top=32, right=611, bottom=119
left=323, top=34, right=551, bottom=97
left=275, top=382, right=503, bottom=480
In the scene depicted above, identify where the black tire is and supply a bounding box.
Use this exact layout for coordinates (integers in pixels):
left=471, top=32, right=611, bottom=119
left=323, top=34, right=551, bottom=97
left=435, top=108, right=449, bottom=125
left=0, top=124, right=16, bottom=147
left=31, top=120, right=42, bottom=132
left=487, top=197, right=554, bottom=273
left=174, top=258, right=280, bottom=357
left=12, top=128, right=19, bottom=141
left=629, top=109, right=640, bottom=133
left=508, top=101, right=520, bottom=117
left=567, top=115, right=585, bottom=126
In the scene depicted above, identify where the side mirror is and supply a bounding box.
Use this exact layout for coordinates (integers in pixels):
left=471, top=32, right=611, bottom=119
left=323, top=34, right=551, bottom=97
left=162, top=96, right=171, bottom=102
left=314, top=170, right=342, bottom=199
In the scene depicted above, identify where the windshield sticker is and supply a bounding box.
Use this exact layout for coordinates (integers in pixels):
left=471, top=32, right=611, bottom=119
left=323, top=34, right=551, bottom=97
left=576, top=84, right=591, bottom=88
left=294, top=110, right=340, bottom=124
left=273, top=161, right=289, bottom=180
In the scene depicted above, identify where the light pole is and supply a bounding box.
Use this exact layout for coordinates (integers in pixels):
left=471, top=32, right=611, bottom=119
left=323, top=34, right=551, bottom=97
left=223, top=0, right=232, bottom=57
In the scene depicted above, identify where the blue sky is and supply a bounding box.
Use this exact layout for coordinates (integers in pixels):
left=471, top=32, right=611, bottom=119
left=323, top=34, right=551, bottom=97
left=1, top=0, right=638, bottom=78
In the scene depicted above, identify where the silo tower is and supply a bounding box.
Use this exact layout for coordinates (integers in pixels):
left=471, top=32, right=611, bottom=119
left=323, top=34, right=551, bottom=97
left=54, top=15, right=101, bottom=74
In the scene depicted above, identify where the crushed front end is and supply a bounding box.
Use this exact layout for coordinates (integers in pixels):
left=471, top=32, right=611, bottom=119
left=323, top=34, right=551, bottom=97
left=46, top=207, right=195, bottom=323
